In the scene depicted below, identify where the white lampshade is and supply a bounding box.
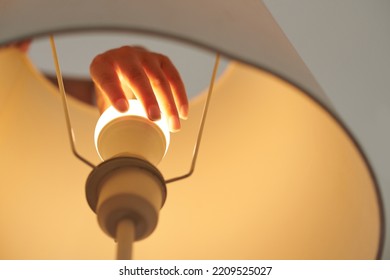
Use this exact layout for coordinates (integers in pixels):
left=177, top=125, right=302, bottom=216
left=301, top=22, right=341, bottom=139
left=0, top=0, right=384, bottom=259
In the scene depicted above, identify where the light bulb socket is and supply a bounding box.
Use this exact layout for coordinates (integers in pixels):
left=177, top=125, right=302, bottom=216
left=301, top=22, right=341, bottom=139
left=85, top=157, right=167, bottom=241
left=95, top=99, right=170, bottom=165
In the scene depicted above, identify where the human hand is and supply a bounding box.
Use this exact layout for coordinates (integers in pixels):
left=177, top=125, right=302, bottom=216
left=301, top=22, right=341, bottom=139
left=1, top=39, right=32, bottom=52
left=90, top=46, right=188, bottom=132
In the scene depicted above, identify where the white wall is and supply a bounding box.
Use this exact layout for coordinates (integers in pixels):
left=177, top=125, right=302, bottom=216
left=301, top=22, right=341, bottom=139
left=264, top=0, right=390, bottom=259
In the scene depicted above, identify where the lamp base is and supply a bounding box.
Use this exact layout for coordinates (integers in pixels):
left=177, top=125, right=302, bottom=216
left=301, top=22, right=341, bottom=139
left=85, top=157, right=167, bottom=241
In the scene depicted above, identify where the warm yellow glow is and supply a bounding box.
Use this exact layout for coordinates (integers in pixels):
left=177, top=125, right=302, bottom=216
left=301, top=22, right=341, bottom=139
left=0, top=49, right=382, bottom=259
left=94, top=99, right=170, bottom=165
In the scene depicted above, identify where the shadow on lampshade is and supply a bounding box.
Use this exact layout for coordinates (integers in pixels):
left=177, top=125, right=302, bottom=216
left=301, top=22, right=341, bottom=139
left=0, top=0, right=384, bottom=259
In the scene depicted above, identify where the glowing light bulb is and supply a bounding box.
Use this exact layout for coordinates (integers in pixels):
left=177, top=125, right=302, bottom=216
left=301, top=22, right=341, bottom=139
left=94, top=99, right=170, bottom=166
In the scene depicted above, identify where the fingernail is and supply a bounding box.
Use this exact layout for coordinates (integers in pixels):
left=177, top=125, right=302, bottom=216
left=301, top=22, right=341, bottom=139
left=179, top=104, right=189, bottom=120
left=169, top=115, right=181, bottom=132
left=114, top=98, right=129, bottom=112
left=148, top=105, right=161, bottom=121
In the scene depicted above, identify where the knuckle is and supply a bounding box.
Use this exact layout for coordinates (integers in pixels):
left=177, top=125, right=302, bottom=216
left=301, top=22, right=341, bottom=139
left=159, top=54, right=171, bottom=65
left=90, top=53, right=113, bottom=74
left=90, top=54, right=104, bottom=69
left=97, top=73, right=116, bottom=88
left=151, top=76, right=167, bottom=88
left=117, top=45, right=133, bottom=53
left=169, top=74, right=181, bottom=84
left=129, top=70, right=146, bottom=82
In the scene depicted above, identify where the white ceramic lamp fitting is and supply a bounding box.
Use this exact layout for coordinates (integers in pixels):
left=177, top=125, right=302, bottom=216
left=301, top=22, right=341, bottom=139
left=94, top=99, right=170, bottom=166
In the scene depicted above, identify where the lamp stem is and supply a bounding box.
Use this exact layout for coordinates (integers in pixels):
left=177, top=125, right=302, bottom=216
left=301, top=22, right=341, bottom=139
left=116, top=219, right=135, bottom=260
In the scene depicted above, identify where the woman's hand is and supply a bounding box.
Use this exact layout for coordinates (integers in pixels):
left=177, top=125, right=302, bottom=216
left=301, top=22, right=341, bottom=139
left=90, top=46, right=188, bottom=132
left=1, top=39, right=32, bottom=52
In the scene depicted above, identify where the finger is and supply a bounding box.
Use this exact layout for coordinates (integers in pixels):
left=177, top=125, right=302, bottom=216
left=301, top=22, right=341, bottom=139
left=115, top=49, right=161, bottom=121
left=94, top=85, right=111, bottom=113
left=13, top=39, right=32, bottom=52
left=159, top=54, right=189, bottom=120
left=142, top=57, right=181, bottom=132
left=90, top=54, right=129, bottom=112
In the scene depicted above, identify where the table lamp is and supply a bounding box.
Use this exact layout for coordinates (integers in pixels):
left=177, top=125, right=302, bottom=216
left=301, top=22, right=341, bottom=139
left=0, top=0, right=384, bottom=259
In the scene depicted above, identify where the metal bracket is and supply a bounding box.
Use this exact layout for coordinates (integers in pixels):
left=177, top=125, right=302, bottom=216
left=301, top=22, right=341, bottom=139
left=165, top=53, right=220, bottom=184
left=50, top=35, right=95, bottom=169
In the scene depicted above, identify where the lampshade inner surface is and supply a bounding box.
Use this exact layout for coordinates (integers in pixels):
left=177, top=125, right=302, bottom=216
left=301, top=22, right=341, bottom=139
left=0, top=47, right=382, bottom=259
